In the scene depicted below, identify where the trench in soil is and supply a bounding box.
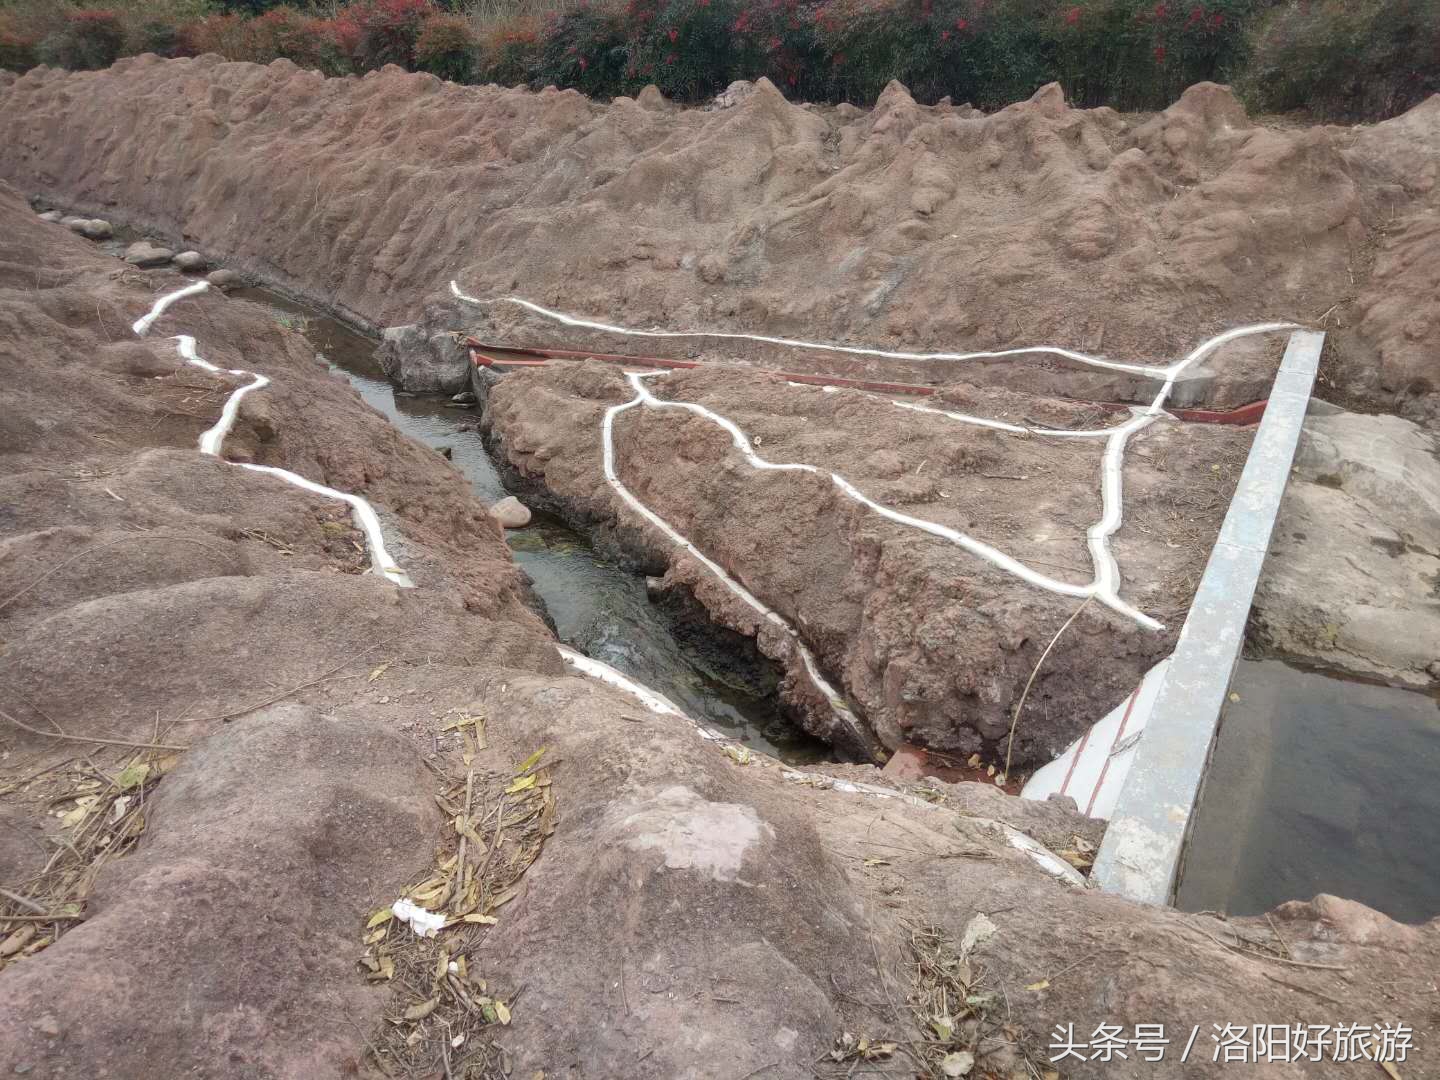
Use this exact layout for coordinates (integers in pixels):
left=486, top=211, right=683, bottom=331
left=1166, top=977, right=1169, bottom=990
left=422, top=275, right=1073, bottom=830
left=230, top=286, right=833, bottom=766
left=1177, top=657, right=1440, bottom=923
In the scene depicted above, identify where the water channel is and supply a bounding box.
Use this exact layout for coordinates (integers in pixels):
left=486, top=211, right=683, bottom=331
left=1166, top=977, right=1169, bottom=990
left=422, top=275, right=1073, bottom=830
left=1178, top=658, right=1440, bottom=924
left=231, top=287, right=830, bottom=765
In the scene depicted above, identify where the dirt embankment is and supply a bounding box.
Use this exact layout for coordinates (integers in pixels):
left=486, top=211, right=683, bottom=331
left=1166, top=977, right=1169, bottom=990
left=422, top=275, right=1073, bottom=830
left=2, top=177, right=1439, bottom=1079
left=485, top=362, right=1252, bottom=762
left=0, top=58, right=1438, bottom=417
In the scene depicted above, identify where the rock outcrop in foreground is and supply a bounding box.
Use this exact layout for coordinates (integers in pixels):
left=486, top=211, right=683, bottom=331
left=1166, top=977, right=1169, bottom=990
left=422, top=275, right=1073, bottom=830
left=3, top=186, right=1438, bottom=1078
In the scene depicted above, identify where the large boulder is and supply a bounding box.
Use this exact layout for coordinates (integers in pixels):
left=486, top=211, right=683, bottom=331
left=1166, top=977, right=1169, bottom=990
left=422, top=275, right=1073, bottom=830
left=1251, top=409, right=1440, bottom=687
left=375, top=296, right=471, bottom=394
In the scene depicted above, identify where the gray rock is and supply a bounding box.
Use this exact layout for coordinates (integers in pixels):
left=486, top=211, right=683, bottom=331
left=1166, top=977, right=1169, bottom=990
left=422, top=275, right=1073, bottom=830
left=1251, top=410, right=1440, bottom=688
left=711, top=80, right=755, bottom=109
left=61, top=216, right=88, bottom=232
left=78, top=219, right=113, bottom=240
left=375, top=295, right=470, bottom=393
left=206, top=268, right=243, bottom=287
left=172, top=250, right=206, bottom=272
left=124, top=241, right=175, bottom=267
left=470, top=365, right=503, bottom=410
left=488, top=495, right=532, bottom=529
left=450, top=390, right=477, bottom=404
left=37, top=210, right=63, bottom=223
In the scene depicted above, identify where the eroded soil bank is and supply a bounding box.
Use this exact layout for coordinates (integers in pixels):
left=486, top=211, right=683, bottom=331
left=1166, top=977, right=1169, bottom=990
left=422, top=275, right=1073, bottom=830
left=4, top=184, right=1439, bottom=1079
left=1, top=60, right=1439, bottom=423
left=483, top=360, right=1255, bottom=763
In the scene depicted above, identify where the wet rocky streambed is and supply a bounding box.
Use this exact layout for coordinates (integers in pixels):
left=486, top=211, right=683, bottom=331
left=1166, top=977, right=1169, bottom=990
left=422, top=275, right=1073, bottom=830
left=233, top=287, right=831, bottom=764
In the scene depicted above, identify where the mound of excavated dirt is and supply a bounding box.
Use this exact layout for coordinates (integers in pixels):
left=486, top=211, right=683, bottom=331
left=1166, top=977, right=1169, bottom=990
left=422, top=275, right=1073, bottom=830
left=1, top=59, right=1438, bottom=419
left=2, top=180, right=1439, bottom=1080
left=484, top=362, right=1252, bottom=761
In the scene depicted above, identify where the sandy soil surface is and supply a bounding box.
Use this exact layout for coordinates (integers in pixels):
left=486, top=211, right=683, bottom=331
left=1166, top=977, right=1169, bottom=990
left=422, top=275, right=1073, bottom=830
left=485, top=362, right=1252, bottom=762
left=3, top=183, right=1439, bottom=1080
left=0, top=61, right=1438, bottom=420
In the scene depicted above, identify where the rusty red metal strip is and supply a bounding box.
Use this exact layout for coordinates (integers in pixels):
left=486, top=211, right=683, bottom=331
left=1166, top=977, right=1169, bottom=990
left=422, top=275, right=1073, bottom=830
left=1170, top=400, right=1268, bottom=425
left=469, top=348, right=550, bottom=368
left=1084, top=684, right=1144, bottom=818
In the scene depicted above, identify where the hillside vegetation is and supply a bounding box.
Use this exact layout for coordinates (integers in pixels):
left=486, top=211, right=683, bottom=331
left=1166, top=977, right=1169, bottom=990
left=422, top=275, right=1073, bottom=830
left=1, top=0, right=1436, bottom=121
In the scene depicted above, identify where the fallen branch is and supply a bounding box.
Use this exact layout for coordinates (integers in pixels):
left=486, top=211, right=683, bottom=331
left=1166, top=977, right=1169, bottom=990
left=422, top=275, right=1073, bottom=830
left=1003, top=597, right=1093, bottom=781
left=184, top=642, right=388, bottom=723
left=1193, top=925, right=1348, bottom=972
left=0, top=886, right=49, bottom=915
left=0, top=705, right=188, bottom=753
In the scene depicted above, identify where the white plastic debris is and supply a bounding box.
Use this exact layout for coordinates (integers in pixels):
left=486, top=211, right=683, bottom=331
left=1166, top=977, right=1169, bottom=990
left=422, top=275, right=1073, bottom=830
left=392, top=898, right=446, bottom=938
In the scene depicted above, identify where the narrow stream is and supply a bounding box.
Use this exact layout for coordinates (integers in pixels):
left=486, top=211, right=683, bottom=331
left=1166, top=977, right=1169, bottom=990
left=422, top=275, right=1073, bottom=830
left=1177, top=658, right=1440, bottom=924
left=231, top=287, right=831, bottom=764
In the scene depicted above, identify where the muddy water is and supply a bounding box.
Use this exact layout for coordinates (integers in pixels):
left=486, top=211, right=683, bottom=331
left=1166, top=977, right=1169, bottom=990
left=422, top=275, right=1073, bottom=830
left=232, top=287, right=830, bottom=764
left=1177, top=659, right=1440, bottom=924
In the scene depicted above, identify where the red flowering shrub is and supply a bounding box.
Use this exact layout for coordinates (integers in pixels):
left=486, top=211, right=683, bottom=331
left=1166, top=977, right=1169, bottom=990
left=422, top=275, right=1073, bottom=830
left=244, top=6, right=327, bottom=67
left=314, top=14, right=363, bottom=74
left=180, top=13, right=253, bottom=59
left=1050, top=0, right=1254, bottom=109
left=414, top=12, right=477, bottom=83
left=0, top=13, right=41, bottom=72
left=813, top=0, right=1035, bottom=106
left=476, top=14, right=543, bottom=86
left=38, top=9, right=126, bottom=71
left=8, top=0, right=1424, bottom=122
left=531, top=5, right=630, bottom=93
left=728, top=0, right=827, bottom=97
left=625, top=0, right=749, bottom=100
left=349, top=0, right=435, bottom=71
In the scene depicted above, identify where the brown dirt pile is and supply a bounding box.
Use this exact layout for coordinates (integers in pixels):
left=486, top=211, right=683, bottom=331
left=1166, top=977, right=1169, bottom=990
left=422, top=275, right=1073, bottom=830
left=1, top=59, right=1438, bottom=416
left=2, top=180, right=1439, bottom=1080
left=484, top=361, right=1250, bottom=762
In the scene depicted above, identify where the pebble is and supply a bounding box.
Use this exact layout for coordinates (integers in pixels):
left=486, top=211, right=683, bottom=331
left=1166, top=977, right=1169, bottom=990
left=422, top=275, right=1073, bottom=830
left=172, top=250, right=206, bottom=272
left=37, top=210, right=63, bottom=222
left=207, top=268, right=242, bottom=287
left=79, top=219, right=113, bottom=240
left=123, top=241, right=175, bottom=267
left=31, top=1015, right=60, bottom=1038
left=488, top=495, right=532, bottom=529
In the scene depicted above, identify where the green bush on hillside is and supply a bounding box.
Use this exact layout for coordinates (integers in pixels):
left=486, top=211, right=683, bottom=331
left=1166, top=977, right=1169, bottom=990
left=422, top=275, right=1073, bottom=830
left=38, top=9, right=128, bottom=69
left=1241, top=0, right=1440, bottom=120
left=415, top=10, right=478, bottom=80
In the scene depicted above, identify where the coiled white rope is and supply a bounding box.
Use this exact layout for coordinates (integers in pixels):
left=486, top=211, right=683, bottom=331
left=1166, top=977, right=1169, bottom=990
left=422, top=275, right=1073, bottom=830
left=133, top=284, right=413, bottom=588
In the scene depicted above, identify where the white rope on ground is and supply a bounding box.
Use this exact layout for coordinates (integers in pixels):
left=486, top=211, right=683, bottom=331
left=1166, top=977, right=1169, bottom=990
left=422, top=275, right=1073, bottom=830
left=134, top=284, right=414, bottom=588
left=601, top=378, right=873, bottom=750
left=132, top=280, right=208, bottom=336
left=451, top=283, right=1162, bottom=376
left=625, top=371, right=1162, bottom=629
